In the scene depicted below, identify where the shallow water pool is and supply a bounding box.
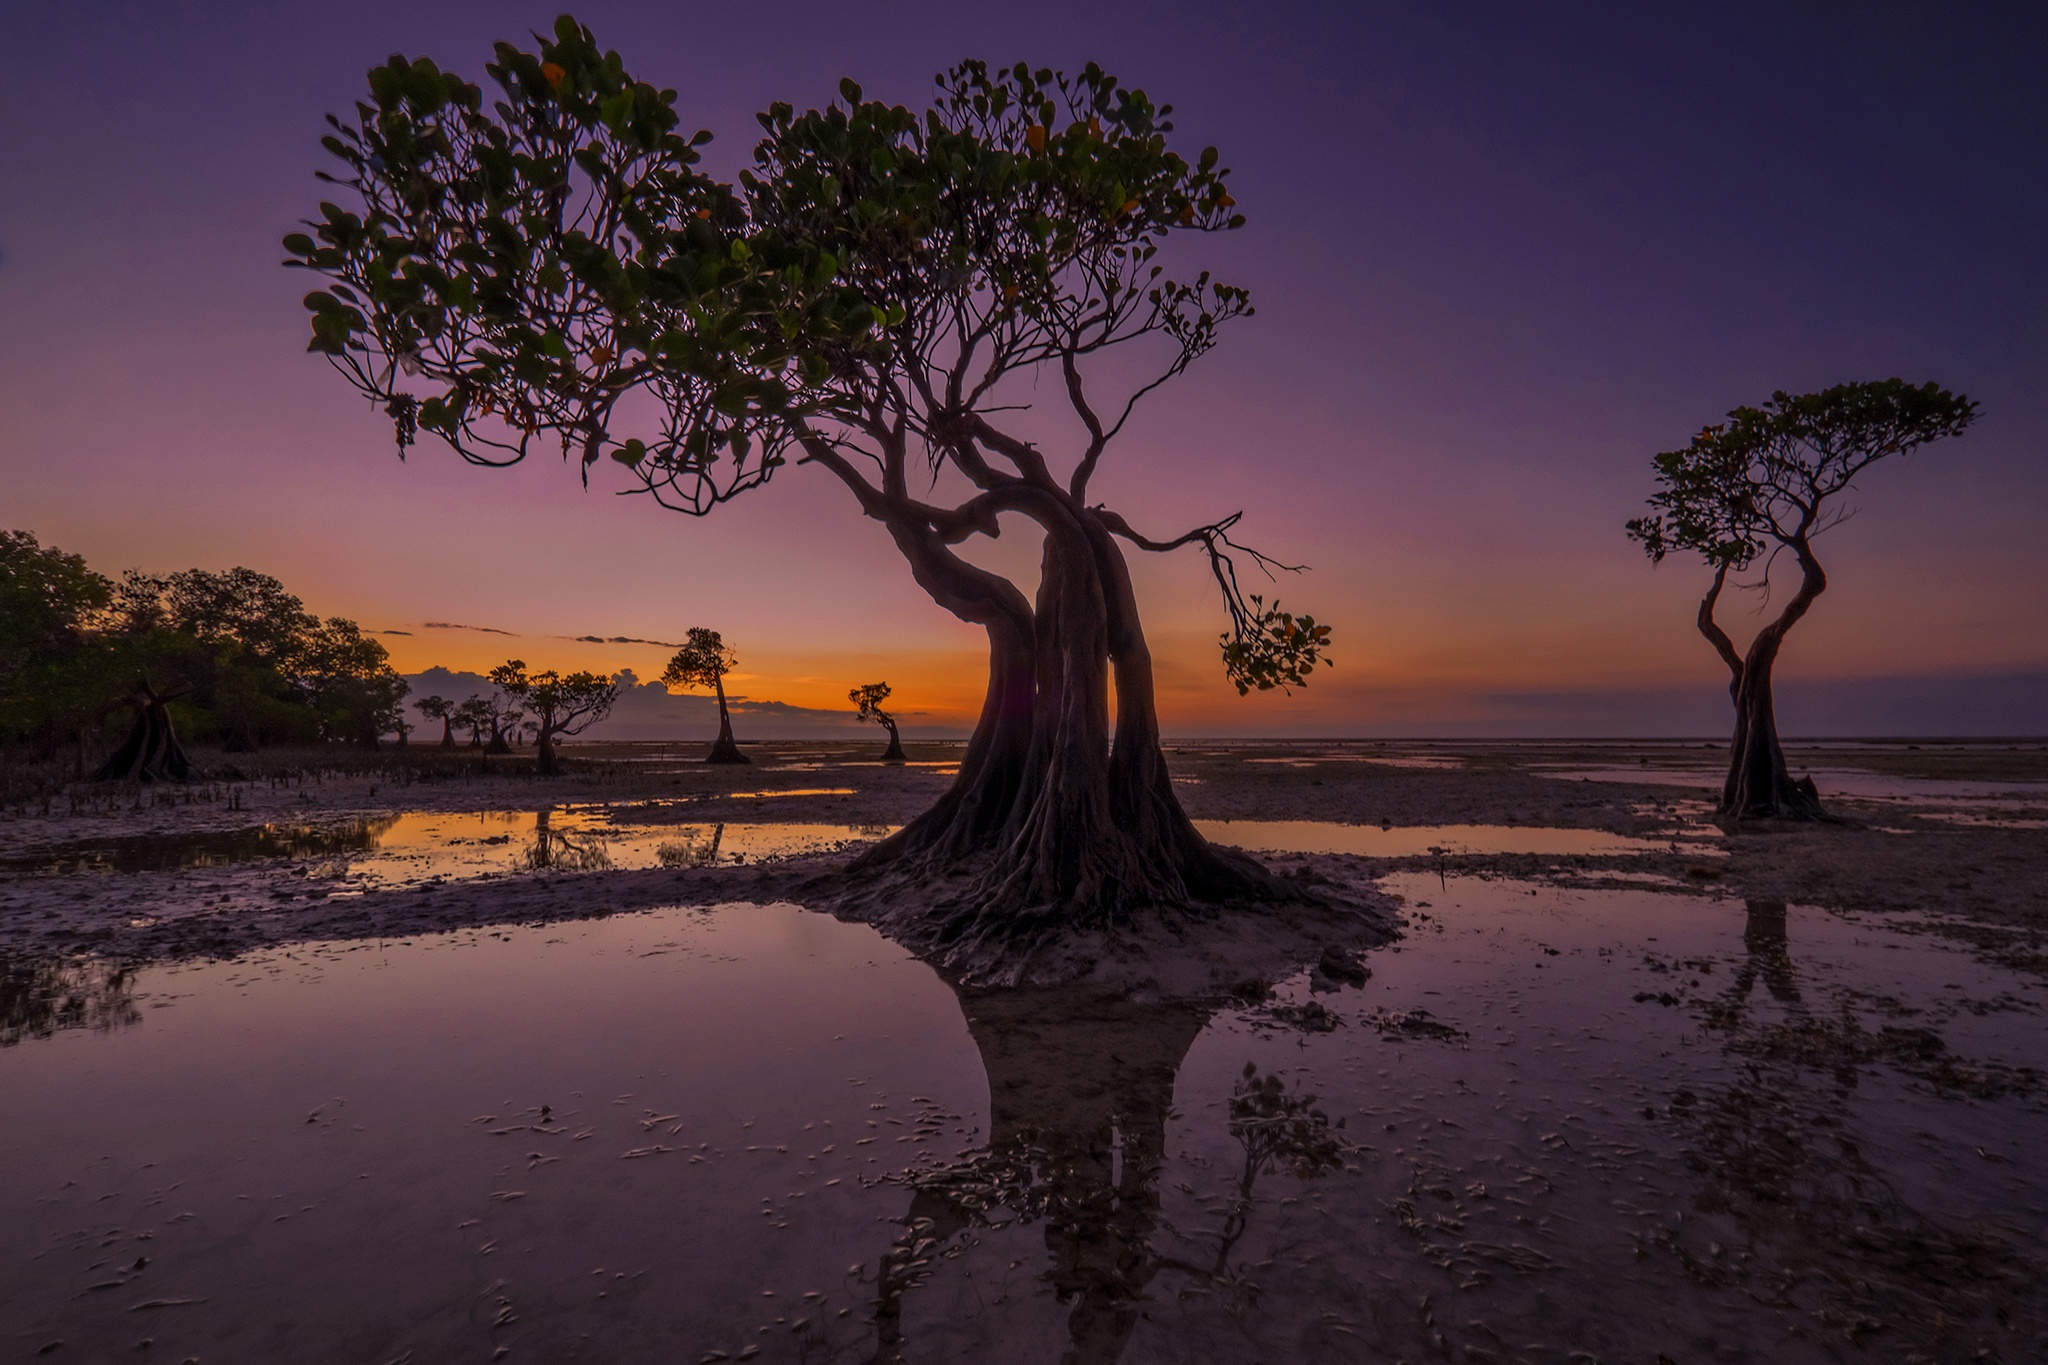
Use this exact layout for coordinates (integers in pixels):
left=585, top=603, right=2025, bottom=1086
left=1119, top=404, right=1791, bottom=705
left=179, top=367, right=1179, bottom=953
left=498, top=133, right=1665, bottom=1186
left=4, top=878, right=2044, bottom=1362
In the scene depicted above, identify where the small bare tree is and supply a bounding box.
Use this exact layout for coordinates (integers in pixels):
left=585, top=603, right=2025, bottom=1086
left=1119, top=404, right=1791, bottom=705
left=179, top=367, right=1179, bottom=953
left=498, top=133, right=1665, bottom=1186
left=662, top=628, right=746, bottom=764
left=850, top=680, right=904, bottom=762
left=1627, top=379, right=1977, bottom=820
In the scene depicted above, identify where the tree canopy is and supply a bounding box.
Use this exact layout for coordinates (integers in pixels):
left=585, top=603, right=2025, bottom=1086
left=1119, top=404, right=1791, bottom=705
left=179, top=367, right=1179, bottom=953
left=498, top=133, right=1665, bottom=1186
left=1626, top=380, right=1979, bottom=572
left=849, top=680, right=894, bottom=725
left=1, top=531, right=409, bottom=766
left=660, top=627, right=737, bottom=694
left=288, top=17, right=1326, bottom=695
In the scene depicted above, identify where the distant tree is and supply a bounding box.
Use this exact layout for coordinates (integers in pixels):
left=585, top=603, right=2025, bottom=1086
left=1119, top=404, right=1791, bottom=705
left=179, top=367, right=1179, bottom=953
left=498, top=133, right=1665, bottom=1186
left=111, top=566, right=334, bottom=751
left=300, top=618, right=410, bottom=748
left=1627, top=380, right=1978, bottom=820
left=453, top=696, right=495, bottom=747
left=0, top=530, right=116, bottom=770
left=488, top=660, right=620, bottom=774
left=416, top=694, right=460, bottom=747
left=483, top=691, right=524, bottom=754
left=290, top=20, right=1335, bottom=968
left=850, top=681, right=905, bottom=762
left=662, top=629, right=747, bottom=764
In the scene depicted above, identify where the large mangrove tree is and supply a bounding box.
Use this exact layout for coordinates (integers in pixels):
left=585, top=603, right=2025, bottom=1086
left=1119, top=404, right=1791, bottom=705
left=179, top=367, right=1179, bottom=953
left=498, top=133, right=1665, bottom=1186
left=289, top=17, right=1333, bottom=965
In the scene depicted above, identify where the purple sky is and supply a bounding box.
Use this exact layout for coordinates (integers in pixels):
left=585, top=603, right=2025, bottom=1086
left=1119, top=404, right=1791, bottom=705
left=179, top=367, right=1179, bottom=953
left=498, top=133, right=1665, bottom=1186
left=4, top=2, right=2043, bottom=735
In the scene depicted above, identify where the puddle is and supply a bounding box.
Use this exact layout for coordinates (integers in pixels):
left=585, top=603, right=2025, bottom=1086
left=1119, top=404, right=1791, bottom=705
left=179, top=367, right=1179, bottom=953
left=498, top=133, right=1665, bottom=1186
left=4, top=819, right=403, bottom=875
left=1194, top=819, right=1716, bottom=857
left=6, top=811, right=896, bottom=888
left=5, top=883, right=2045, bottom=1360
left=1243, top=753, right=1464, bottom=770
left=724, top=788, right=859, bottom=799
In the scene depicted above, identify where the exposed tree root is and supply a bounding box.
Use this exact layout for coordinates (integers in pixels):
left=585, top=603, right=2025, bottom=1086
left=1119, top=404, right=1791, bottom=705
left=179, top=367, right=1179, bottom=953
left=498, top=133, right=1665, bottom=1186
left=703, top=734, right=750, bottom=764
left=825, top=850, right=1393, bottom=991
left=91, top=679, right=196, bottom=784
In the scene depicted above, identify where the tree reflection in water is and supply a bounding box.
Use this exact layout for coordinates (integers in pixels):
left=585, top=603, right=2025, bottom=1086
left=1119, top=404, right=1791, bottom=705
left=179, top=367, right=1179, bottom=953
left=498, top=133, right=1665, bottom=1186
left=862, top=985, right=1349, bottom=1365
left=1676, top=899, right=2040, bottom=1357
left=522, top=809, right=614, bottom=872
left=656, top=824, right=725, bottom=868
left=1, top=955, right=142, bottom=1047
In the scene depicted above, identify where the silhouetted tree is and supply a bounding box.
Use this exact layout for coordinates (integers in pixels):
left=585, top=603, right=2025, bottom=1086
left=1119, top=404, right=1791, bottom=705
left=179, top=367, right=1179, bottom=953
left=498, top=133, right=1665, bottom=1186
left=662, top=628, right=747, bottom=764
left=416, top=693, right=460, bottom=747
left=850, top=680, right=905, bottom=762
left=1628, top=380, right=1977, bottom=820
left=92, top=677, right=196, bottom=782
left=488, top=659, right=620, bottom=774
left=302, top=617, right=410, bottom=748
left=453, top=696, right=495, bottom=747
left=290, top=20, right=1335, bottom=969
left=113, top=567, right=322, bottom=751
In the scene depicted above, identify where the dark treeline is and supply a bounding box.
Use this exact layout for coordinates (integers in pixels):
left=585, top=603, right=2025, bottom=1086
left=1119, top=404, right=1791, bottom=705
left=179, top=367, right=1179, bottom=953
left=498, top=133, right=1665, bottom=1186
left=1, top=530, right=409, bottom=774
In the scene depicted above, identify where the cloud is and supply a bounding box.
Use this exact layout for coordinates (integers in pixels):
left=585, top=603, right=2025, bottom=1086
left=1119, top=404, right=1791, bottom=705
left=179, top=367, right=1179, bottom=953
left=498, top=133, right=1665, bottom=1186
left=381, top=629, right=414, bottom=636
left=571, top=634, right=683, bottom=648
left=423, top=621, right=516, bottom=635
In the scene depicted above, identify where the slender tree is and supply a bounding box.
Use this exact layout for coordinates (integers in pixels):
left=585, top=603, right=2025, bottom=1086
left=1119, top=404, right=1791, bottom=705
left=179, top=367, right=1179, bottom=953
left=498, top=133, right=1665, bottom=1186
left=1627, top=380, right=1977, bottom=820
left=662, top=628, right=748, bottom=764
left=416, top=694, right=460, bottom=746
left=850, top=680, right=905, bottom=762
left=289, top=20, right=1335, bottom=969
left=484, top=692, right=524, bottom=754
left=488, top=659, right=620, bottom=774
left=453, top=695, right=495, bottom=747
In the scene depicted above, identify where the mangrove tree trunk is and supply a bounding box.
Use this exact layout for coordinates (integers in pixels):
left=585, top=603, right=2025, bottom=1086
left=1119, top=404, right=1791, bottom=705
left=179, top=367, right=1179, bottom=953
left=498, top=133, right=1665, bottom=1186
left=92, top=679, right=195, bottom=784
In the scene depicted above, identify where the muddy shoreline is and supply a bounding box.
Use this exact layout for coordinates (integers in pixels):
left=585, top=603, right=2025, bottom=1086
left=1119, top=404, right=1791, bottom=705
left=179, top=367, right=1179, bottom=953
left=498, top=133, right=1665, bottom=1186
left=3, top=738, right=2044, bottom=976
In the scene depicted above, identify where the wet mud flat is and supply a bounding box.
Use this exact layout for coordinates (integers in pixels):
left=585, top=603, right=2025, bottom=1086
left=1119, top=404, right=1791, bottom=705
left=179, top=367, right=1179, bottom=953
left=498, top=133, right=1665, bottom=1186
left=4, top=882, right=2046, bottom=1362
left=4, top=739, right=2047, bottom=1358
left=2, top=737, right=2042, bottom=966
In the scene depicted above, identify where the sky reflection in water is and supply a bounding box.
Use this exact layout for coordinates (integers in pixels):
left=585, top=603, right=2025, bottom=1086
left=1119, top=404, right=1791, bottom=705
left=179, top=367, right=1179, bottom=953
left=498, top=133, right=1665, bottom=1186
left=9, top=813, right=1719, bottom=889
left=4, top=881, right=2046, bottom=1361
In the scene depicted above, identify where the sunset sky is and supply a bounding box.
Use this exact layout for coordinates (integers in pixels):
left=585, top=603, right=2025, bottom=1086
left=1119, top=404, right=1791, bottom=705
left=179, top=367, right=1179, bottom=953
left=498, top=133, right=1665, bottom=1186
left=5, top=3, right=2043, bottom=735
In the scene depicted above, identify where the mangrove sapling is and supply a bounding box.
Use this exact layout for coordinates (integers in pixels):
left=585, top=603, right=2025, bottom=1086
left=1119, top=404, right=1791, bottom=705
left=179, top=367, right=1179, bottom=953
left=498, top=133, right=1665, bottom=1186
left=662, top=629, right=748, bottom=765
left=1627, top=380, right=1977, bottom=821
left=488, top=660, right=619, bottom=774
left=850, top=681, right=905, bottom=762
left=289, top=19, right=1340, bottom=974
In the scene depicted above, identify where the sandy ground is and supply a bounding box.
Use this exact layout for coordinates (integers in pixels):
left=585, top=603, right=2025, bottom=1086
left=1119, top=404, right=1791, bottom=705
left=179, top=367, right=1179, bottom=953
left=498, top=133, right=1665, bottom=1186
left=3, top=737, right=2045, bottom=978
